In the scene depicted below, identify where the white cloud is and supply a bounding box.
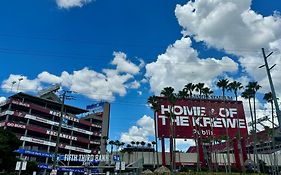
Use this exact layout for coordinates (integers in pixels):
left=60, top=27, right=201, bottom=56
left=126, top=80, right=140, bottom=89
left=38, top=71, right=62, bottom=84
left=120, top=115, right=155, bottom=143
left=1, top=74, right=41, bottom=93
left=175, top=0, right=281, bottom=98
left=145, top=37, right=238, bottom=94
left=0, top=97, right=6, bottom=103
left=56, top=0, right=93, bottom=9
left=1, top=52, right=141, bottom=101
left=175, top=0, right=281, bottom=54
left=112, top=52, right=141, bottom=75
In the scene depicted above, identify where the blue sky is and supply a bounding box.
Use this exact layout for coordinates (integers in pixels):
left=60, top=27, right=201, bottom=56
left=0, top=0, right=281, bottom=151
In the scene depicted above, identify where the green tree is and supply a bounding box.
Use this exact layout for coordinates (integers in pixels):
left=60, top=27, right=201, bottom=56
left=147, top=95, right=160, bottom=167
left=0, top=128, right=21, bottom=172
left=160, top=86, right=177, bottom=173
left=184, top=83, right=196, bottom=97
left=228, top=80, right=244, bottom=171
left=216, top=79, right=229, bottom=98
left=216, top=78, right=231, bottom=173
left=228, top=81, right=243, bottom=101
left=243, top=82, right=262, bottom=172
left=131, top=141, right=135, bottom=147
left=263, top=92, right=274, bottom=130
left=195, top=83, right=205, bottom=96
left=177, top=90, right=189, bottom=99
left=151, top=141, right=157, bottom=168
left=202, top=87, right=213, bottom=98
left=140, top=141, right=146, bottom=160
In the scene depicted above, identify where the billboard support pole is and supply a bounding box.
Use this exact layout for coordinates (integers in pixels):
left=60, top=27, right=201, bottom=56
left=169, top=136, right=173, bottom=168
left=233, top=138, right=241, bottom=169
left=161, top=137, right=166, bottom=166
left=241, top=137, right=248, bottom=162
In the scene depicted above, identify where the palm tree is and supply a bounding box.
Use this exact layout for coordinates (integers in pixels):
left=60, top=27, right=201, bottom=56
left=160, top=87, right=177, bottom=172
left=115, top=140, right=121, bottom=152
left=131, top=141, right=136, bottom=161
left=177, top=90, right=189, bottom=99
left=140, top=141, right=146, bottom=147
left=108, top=140, right=115, bottom=164
left=202, top=87, right=213, bottom=98
left=228, top=81, right=243, bottom=101
left=141, top=141, right=146, bottom=161
left=195, top=83, right=205, bottom=96
left=152, top=141, right=157, bottom=168
left=109, top=140, right=114, bottom=155
left=216, top=78, right=231, bottom=173
left=136, top=141, right=140, bottom=147
left=228, top=80, right=244, bottom=171
left=147, top=143, right=152, bottom=165
left=263, top=92, right=278, bottom=172
left=216, top=79, right=229, bottom=98
left=247, top=82, right=261, bottom=173
left=263, top=92, right=274, bottom=130
left=126, top=144, right=133, bottom=164
left=242, top=86, right=260, bottom=171
left=147, top=95, right=160, bottom=167
left=194, top=83, right=206, bottom=171
left=246, top=82, right=261, bottom=132
left=131, top=141, right=136, bottom=147
left=184, top=83, right=196, bottom=97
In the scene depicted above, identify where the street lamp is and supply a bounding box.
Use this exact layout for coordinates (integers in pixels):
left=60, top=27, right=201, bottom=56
left=11, top=81, right=16, bottom=92
left=17, top=77, right=24, bottom=92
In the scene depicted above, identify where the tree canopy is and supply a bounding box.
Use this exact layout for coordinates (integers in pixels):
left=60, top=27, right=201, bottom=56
left=0, top=128, right=21, bottom=172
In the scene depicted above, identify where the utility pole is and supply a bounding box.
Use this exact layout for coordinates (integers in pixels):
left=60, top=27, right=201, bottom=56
left=260, top=48, right=281, bottom=132
left=52, top=90, right=73, bottom=172
left=260, top=48, right=281, bottom=174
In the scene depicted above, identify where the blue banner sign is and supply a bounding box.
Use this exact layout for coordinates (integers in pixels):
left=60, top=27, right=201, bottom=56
left=15, top=148, right=53, bottom=158
left=86, top=102, right=105, bottom=113
left=38, top=163, right=84, bottom=173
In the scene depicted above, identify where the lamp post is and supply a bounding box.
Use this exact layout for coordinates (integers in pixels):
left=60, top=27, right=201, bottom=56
left=11, top=81, right=16, bottom=92
left=52, top=90, right=72, bottom=172
left=17, top=77, right=23, bottom=92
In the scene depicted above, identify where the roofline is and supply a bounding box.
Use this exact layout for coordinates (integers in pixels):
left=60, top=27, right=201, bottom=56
left=10, top=92, right=88, bottom=114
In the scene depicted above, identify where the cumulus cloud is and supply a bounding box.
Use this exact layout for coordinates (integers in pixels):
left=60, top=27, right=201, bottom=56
left=112, top=52, right=141, bottom=75
left=0, top=97, right=6, bottom=103
left=38, top=71, right=62, bottom=84
left=145, top=37, right=238, bottom=94
left=56, top=0, right=93, bottom=9
left=175, top=0, right=281, bottom=97
left=126, top=80, right=140, bottom=89
left=1, top=52, right=142, bottom=101
left=175, top=0, right=281, bottom=54
left=1, top=74, right=41, bottom=93
left=120, top=115, right=154, bottom=143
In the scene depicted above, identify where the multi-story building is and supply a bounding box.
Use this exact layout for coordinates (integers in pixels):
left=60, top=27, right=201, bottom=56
left=0, top=91, right=110, bottom=173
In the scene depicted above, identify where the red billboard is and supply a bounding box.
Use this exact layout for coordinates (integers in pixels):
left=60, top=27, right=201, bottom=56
left=156, top=98, right=248, bottom=139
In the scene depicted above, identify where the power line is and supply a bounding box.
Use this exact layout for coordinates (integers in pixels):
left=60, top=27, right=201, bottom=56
left=0, top=47, right=280, bottom=69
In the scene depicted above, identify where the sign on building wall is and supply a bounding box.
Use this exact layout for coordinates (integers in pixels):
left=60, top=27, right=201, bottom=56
left=86, top=102, right=105, bottom=113
left=156, top=98, right=248, bottom=139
